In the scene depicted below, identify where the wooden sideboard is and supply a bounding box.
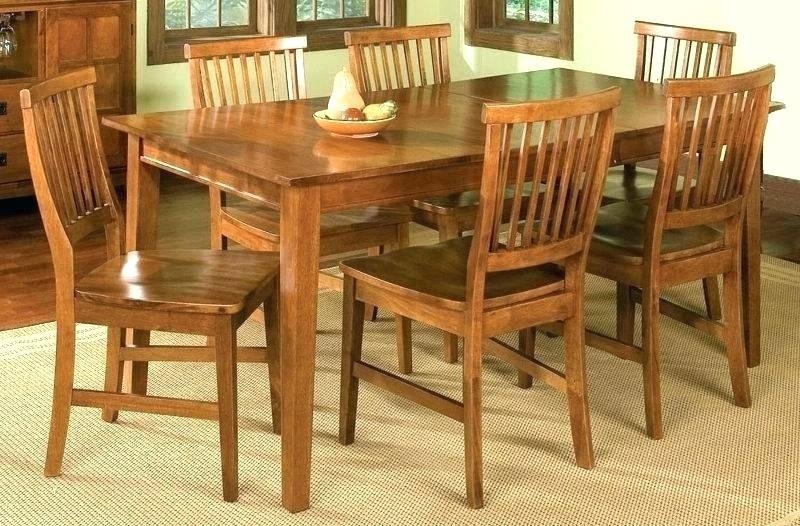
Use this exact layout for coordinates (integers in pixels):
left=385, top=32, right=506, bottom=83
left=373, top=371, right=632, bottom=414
left=0, top=0, right=135, bottom=199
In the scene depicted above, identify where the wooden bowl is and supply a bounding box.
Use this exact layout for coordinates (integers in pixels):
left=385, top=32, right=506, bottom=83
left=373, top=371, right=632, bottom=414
left=313, top=111, right=396, bottom=138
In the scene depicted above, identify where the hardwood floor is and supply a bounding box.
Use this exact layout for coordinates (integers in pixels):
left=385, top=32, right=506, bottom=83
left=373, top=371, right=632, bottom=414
left=0, top=175, right=798, bottom=331
left=0, top=175, right=210, bottom=331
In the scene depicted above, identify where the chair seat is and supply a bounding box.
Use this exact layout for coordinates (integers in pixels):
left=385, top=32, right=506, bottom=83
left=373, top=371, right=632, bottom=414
left=602, top=166, right=658, bottom=203
left=412, top=181, right=537, bottom=216
left=75, top=250, right=279, bottom=315
left=222, top=200, right=412, bottom=242
left=590, top=202, right=724, bottom=265
left=340, top=237, right=565, bottom=311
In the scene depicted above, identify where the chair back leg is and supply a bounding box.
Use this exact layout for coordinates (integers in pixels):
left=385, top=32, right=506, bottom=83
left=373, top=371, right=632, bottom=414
left=516, top=328, right=535, bottom=388
left=462, top=329, right=484, bottom=509
left=265, top=293, right=282, bottom=434
left=616, top=284, right=636, bottom=344
left=439, top=217, right=462, bottom=364
left=101, top=327, right=125, bottom=423
left=44, top=318, right=77, bottom=477
left=210, top=188, right=228, bottom=251
left=703, top=277, right=723, bottom=321
left=722, top=261, right=752, bottom=407
left=641, top=284, right=664, bottom=439
left=564, top=314, right=595, bottom=469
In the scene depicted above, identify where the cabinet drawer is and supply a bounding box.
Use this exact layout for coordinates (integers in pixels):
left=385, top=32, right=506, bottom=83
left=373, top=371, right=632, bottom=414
left=0, top=84, right=28, bottom=134
left=0, top=133, right=31, bottom=184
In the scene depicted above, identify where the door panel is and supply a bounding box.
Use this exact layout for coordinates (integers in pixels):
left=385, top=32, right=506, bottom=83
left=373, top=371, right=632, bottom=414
left=46, top=2, right=134, bottom=167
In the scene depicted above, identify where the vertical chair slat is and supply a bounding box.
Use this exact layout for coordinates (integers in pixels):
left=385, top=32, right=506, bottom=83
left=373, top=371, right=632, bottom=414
left=212, top=57, right=227, bottom=106
left=416, top=39, right=428, bottom=86
left=240, top=54, right=252, bottom=104
left=52, top=94, right=87, bottom=216
left=439, top=37, right=451, bottom=83
left=226, top=55, right=240, bottom=105
left=44, top=97, right=81, bottom=221
left=537, top=119, right=566, bottom=243
left=679, top=96, right=705, bottom=210
left=391, top=42, right=404, bottom=88
left=64, top=90, right=96, bottom=211
left=284, top=50, right=296, bottom=100
left=705, top=92, right=733, bottom=202
left=379, top=42, right=393, bottom=88
left=269, top=51, right=280, bottom=100
left=253, top=52, right=267, bottom=103
left=430, top=38, right=441, bottom=85
left=506, top=122, right=532, bottom=248
left=522, top=120, right=551, bottom=246
left=551, top=116, right=582, bottom=240
left=402, top=40, right=415, bottom=87
left=345, top=25, right=452, bottom=92
left=295, top=49, right=307, bottom=99
left=574, top=113, right=603, bottom=229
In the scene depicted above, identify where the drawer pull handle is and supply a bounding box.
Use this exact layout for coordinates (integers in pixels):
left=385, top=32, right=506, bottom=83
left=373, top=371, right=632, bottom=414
left=0, top=152, right=6, bottom=167
left=0, top=102, right=6, bottom=116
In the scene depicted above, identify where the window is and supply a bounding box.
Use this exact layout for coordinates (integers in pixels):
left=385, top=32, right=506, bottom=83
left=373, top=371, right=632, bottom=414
left=465, top=0, right=573, bottom=59
left=148, top=0, right=405, bottom=65
left=286, top=0, right=406, bottom=51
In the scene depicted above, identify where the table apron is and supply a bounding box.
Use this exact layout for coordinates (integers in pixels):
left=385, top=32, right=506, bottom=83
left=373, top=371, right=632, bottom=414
left=138, top=134, right=662, bottom=214
left=140, top=141, right=282, bottom=209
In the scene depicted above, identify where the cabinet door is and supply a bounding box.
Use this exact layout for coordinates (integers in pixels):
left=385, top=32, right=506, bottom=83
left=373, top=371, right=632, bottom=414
left=46, top=2, right=134, bottom=167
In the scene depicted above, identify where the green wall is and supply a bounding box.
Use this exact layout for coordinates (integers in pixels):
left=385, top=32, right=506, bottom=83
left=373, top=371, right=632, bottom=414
left=136, top=0, right=796, bottom=179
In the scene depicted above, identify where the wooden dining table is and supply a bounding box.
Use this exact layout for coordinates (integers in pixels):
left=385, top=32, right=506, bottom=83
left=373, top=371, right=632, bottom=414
left=103, top=67, right=777, bottom=512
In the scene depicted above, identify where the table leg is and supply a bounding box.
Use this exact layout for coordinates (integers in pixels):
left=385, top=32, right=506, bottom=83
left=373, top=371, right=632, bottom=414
left=123, top=135, right=161, bottom=394
left=279, top=186, right=321, bottom=512
left=742, top=152, right=763, bottom=368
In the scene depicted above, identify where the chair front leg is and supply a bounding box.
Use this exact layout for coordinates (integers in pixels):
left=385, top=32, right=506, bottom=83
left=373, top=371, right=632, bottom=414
left=214, top=317, right=239, bottom=502
left=339, top=275, right=366, bottom=445
left=101, top=327, right=125, bottom=423
left=44, top=317, right=77, bottom=477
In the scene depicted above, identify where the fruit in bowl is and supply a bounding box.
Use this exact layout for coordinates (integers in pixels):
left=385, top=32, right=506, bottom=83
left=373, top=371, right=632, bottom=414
left=342, top=108, right=366, bottom=121
left=316, top=101, right=398, bottom=122
left=363, top=100, right=399, bottom=121
left=314, top=68, right=399, bottom=137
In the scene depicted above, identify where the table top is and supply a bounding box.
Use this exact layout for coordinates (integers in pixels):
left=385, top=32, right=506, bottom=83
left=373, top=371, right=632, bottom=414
left=103, top=68, right=783, bottom=188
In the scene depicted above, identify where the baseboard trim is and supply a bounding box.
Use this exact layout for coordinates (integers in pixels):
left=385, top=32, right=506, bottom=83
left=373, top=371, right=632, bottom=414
left=764, top=174, right=800, bottom=215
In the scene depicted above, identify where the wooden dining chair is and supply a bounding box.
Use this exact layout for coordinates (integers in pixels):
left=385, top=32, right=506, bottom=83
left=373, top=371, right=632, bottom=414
left=184, top=35, right=412, bottom=372
left=21, top=67, right=281, bottom=502
left=345, top=23, right=538, bottom=365
left=582, top=66, right=774, bottom=439
left=604, top=21, right=737, bottom=322
left=338, top=88, right=621, bottom=508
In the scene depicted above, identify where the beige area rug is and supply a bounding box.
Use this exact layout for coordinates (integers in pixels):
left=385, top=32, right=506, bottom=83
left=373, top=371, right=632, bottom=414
left=1, top=256, right=799, bottom=526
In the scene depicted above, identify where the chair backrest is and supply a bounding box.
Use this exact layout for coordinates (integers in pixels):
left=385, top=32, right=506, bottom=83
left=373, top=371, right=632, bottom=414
left=634, top=21, right=736, bottom=83
left=344, top=24, right=451, bottom=93
left=185, top=35, right=308, bottom=108
left=468, top=88, right=620, bottom=302
left=20, top=67, right=123, bottom=269
left=650, top=65, right=774, bottom=238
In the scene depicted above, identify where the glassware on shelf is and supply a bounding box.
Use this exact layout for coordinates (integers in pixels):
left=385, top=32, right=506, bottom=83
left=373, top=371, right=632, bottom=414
left=0, top=14, right=18, bottom=58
